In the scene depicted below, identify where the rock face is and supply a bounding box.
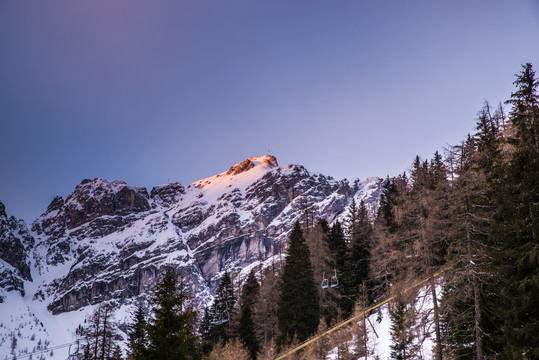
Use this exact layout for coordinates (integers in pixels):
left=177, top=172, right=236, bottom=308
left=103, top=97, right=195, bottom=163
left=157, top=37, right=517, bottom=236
left=226, top=155, right=278, bottom=175
left=150, top=182, right=185, bottom=208
left=0, top=201, right=34, bottom=300
left=3, top=155, right=382, bottom=316
left=63, top=179, right=150, bottom=229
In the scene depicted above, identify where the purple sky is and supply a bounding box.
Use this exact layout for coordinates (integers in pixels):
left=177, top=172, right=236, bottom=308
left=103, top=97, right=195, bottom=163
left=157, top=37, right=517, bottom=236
left=2, top=0, right=539, bottom=223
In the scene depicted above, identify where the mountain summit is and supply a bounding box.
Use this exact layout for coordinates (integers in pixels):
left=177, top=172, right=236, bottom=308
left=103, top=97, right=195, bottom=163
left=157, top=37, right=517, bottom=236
left=226, top=155, right=278, bottom=176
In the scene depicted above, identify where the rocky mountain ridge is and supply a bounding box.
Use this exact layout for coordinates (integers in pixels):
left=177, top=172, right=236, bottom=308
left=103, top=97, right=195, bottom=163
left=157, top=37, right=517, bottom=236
left=0, top=155, right=382, bottom=358
left=0, top=201, right=34, bottom=300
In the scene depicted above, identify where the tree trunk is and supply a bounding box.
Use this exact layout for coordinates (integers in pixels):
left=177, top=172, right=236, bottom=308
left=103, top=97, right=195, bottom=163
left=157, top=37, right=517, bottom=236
left=100, top=306, right=109, bottom=360
left=93, top=314, right=100, bottom=360
left=430, top=281, right=442, bottom=360
left=466, top=199, right=484, bottom=360
left=362, top=280, right=368, bottom=360
left=472, top=269, right=484, bottom=360
left=362, top=313, right=368, bottom=360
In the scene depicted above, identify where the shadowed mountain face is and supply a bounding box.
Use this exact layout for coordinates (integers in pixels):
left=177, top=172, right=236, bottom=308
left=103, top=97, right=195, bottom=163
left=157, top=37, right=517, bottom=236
left=0, top=201, right=34, bottom=300
left=1, top=155, right=382, bottom=315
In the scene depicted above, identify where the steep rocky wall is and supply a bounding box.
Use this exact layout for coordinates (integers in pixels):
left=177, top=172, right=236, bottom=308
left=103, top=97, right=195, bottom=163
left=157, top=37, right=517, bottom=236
left=14, top=157, right=382, bottom=315
left=0, top=201, right=34, bottom=299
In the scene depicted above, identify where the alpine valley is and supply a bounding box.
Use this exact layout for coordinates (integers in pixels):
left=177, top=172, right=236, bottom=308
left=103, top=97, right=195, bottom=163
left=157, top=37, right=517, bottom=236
left=0, top=155, right=382, bottom=359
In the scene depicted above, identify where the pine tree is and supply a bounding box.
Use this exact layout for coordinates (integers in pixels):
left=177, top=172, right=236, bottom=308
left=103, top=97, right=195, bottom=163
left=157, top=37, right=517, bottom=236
left=200, top=307, right=214, bottom=355
left=146, top=266, right=201, bottom=360
left=307, top=219, right=340, bottom=325
left=238, top=305, right=258, bottom=360
left=410, top=153, right=450, bottom=360
left=378, top=176, right=398, bottom=233
left=109, top=345, right=123, bottom=360
left=344, top=198, right=358, bottom=240
left=372, top=154, right=450, bottom=359
left=441, top=71, right=538, bottom=360
left=389, top=297, right=419, bottom=360
left=277, top=221, right=319, bottom=348
left=127, top=303, right=147, bottom=360
left=327, top=221, right=347, bottom=276
left=489, top=62, right=539, bottom=359
left=253, top=267, right=280, bottom=350
left=430, top=151, right=446, bottom=185
left=370, top=173, right=409, bottom=298
left=238, top=270, right=260, bottom=360
left=340, top=200, right=373, bottom=317
left=207, top=271, right=236, bottom=345
left=442, top=125, right=498, bottom=360
left=411, top=155, right=430, bottom=190
left=241, top=270, right=260, bottom=309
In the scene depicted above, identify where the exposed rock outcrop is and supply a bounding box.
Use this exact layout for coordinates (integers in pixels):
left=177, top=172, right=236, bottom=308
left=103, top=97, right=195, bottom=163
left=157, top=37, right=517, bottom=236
left=2, top=156, right=381, bottom=317
left=226, top=155, right=278, bottom=176
left=63, top=179, right=150, bottom=229
left=26, top=156, right=381, bottom=315
left=150, top=182, right=185, bottom=208
left=0, top=201, right=34, bottom=299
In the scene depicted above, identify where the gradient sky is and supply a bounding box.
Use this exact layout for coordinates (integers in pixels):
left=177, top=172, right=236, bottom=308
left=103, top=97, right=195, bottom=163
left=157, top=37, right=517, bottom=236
left=2, top=0, right=539, bottom=222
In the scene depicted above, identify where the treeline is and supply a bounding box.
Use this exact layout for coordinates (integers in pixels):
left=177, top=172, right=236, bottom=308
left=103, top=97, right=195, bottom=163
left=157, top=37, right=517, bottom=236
left=371, top=62, right=538, bottom=360
left=74, top=63, right=537, bottom=360
left=369, top=63, right=538, bottom=359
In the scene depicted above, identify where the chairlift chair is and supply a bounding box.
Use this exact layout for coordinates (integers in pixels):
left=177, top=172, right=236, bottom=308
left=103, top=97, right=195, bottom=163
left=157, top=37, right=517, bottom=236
left=330, top=268, right=339, bottom=288
left=213, top=314, right=226, bottom=326
left=67, top=340, right=80, bottom=360
left=212, top=302, right=230, bottom=325
left=321, top=272, right=329, bottom=289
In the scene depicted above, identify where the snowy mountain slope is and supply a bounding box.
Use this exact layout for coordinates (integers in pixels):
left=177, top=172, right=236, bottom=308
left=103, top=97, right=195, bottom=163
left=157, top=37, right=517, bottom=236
left=0, top=155, right=382, bottom=359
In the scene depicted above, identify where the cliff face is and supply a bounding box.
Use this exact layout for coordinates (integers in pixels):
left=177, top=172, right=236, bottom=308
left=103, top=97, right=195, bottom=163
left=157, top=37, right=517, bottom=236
left=1, top=156, right=382, bottom=315
left=0, top=201, right=34, bottom=300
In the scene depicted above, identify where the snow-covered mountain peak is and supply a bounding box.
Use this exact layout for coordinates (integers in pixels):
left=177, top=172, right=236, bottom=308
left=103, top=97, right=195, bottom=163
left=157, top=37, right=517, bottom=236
left=1, top=157, right=385, bottom=359
left=225, top=155, right=278, bottom=176
left=189, top=155, right=279, bottom=202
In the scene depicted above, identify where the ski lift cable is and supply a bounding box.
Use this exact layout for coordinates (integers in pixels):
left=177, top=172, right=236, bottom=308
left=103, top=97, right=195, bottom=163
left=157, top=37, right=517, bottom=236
left=5, top=340, right=80, bottom=360
left=253, top=268, right=339, bottom=291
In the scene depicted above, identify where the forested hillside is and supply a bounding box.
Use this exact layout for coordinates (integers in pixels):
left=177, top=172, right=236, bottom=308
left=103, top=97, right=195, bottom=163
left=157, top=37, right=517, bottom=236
left=57, top=63, right=538, bottom=360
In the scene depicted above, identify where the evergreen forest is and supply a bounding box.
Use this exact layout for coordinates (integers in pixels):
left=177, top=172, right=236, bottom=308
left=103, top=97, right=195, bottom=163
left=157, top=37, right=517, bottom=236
left=75, top=63, right=538, bottom=360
